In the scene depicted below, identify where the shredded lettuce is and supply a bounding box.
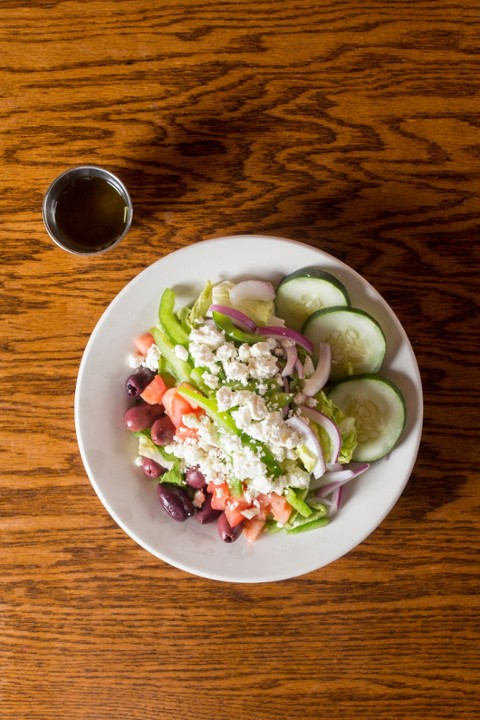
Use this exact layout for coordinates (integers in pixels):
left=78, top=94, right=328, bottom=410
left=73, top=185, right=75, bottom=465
left=297, top=444, right=318, bottom=474
left=336, top=416, right=357, bottom=464
left=136, top=433, right=176, bottom=469
left=313, top=390, right=358, bottom=464
left=187, top=281, right=214, bottom=328
left=159, top=459, right=184, bottom=486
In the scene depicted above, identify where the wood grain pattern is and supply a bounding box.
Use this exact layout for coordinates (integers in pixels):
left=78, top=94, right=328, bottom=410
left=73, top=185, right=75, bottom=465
left=1, top=1, right=479, bottom=719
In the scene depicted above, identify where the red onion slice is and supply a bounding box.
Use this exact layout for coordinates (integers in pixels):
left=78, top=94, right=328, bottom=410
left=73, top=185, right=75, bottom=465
left=282, top=344, right=298, bottom=377
left=286, top=416, right=326, bottom=479
left=299, top=405, right=342, bottom=465
left=229, top=280, right=275, bottom=305
left=303, top=342, right=331, bottom=396
left=325, top=461, right=342, bottom=473
left=332, top=486, right=343, bottom=511
left=322, top=462, right=370, bottom=484
left=313, top=463, right=370, bottom=498
left=295, top=359, right=305, bottom=379
left=208, top=304, right=257, bottom=332
left=259, top=325, right=314, bottom=355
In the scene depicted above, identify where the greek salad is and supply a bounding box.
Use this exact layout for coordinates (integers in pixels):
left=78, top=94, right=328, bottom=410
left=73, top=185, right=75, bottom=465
left=123, top=266, right=406, bottom=543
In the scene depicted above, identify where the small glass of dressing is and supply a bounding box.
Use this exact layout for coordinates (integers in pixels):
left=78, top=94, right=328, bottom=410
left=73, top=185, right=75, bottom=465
left=42, top=165, right=133, bottom=256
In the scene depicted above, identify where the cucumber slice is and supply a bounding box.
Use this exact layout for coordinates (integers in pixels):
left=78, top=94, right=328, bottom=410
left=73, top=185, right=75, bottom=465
left=328, top=375, right=406, bottom=462
left=302, top=306, right=386, bottom=380
left=275, top=267, right=350, bottom=331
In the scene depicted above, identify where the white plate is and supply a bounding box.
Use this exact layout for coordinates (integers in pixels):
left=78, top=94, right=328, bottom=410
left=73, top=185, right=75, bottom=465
left=75, top=235, right=423, bottom=582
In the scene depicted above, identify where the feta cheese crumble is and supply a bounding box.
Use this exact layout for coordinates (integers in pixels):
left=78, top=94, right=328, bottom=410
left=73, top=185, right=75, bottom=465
left=189, top=326, right=283, bottom=388
left=128, top=353, right=144, bottom=369
left=143, top=343, right=161, bottom=371
left=174, top=344, right=189, bottom=361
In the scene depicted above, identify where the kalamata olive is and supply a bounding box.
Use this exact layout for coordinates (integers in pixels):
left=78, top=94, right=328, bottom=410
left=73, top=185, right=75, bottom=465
left=151, top=415, right=176, bottom=446
left=123, top=403, right=164, bottom=432
left=195, top=492, right=222, bottom=524
left=185, top=465, right=206, bottom=489
left=217, top=512, right=243, bottom=542
left=157, top=484, right=195, bottom=522
left=125, top=367, right=156, bottom=397
left=141, top=456, right=166, bottom=479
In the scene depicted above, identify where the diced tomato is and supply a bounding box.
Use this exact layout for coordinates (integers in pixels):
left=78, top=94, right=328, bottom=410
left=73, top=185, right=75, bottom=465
left=163, top=388, right=204, bottom=429
left=209, top=482, right=230, bottom=511
left=169, top=392, right=191, bottom=427
left=134, top=332, right=155, bottom=356
left=224, top=498, right=252, bottom=528
left=140, top=374, right=168, bottom=405
left=255, top=494, right=272, bottom=514
left=161, top=388, right=177, bottom=417
left=268, top=493, right=293, bottom=525
left=177, top=383, right=201, bottom=409
left=162, top=389, right=192, bottom=428
left=243, top=516, right=266, bottom=543
left=253, top=493, right=292, bottom=524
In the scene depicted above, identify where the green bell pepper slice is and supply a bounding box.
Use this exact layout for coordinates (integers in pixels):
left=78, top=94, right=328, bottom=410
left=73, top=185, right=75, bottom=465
left=150, top=326, right=192, bottom=384
left=286, top=516, right=330, bottom=534
left=284, top=487, right=313, bottom=518
left=212, top=311, right=264, bottom=345
left=159, top=288, right=190, bottom=347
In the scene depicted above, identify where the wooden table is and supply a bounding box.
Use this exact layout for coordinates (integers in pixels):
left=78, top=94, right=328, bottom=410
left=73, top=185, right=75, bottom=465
left=1, top=2, right=479, bottom=718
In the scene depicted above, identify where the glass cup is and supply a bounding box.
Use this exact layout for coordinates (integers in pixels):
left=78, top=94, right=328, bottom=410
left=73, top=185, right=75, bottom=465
left=42, top=165, right=133, bottom=256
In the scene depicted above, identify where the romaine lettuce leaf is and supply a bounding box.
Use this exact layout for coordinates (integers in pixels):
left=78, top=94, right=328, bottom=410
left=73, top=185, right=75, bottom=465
left=187, top=281, right=214, bottom=328
left=136, top=433, right=176, bottom=468
left=159, top=459, right=184, bottom=487
left=212, top=280, right=274, bottom=326
left=313, top=390, right=358, bottom=464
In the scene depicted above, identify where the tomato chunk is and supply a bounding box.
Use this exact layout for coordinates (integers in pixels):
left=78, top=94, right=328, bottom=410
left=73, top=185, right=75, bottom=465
left=268, top=493, right=293, bottom=524
left=243, top=516, right=266, bottom=543
left=134, top=332, right=155, bottom=356
left=162, top=388, right=195, bottom=427
left=140, top=375, right=168, bottom=405
left=224, top=498, right=252, bottom=528
left=208, top=482, right=230, bottom=511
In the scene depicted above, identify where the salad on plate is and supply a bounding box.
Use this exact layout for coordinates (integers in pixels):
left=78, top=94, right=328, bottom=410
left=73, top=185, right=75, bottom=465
left=122, top=266, right=406, bottom=544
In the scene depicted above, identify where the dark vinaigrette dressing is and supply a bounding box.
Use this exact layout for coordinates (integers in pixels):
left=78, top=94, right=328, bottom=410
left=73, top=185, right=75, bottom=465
left=54, top=175, right=128, bottom=252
